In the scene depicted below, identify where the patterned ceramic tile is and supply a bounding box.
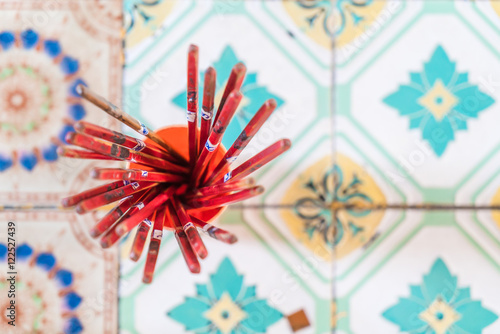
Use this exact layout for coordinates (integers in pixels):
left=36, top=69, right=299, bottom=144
left=336, top=0, right=500, bottom=204
left=0, top=212, right=118, bottom=334
left=0, top=0, right=122, bottom=206
left=335, top=210, right=500, bottom=334
left=119, top=207, right=331, bottom=334
left=123, top=0, right=332, bottom=208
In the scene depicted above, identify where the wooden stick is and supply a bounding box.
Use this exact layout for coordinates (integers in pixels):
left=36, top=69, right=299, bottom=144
left=215, top=139, right=291, bottom=184
left=206, top=99, right=277, bottom=184
left=57, top=146, right=121, bottom=161
left=113, top=187, right=174, bottom=237
left=129, top=214, right=154, bottom=261
left=66, top=132, right=188, bottom=174
left=200, top=67, right=216, bottom=154
left=91, top=168, right=185, bottom=183
left=99, top=188, right=159, bottom=247
left=61, top=180, right=129, bottom=208
left=212, top=63, right=246, bottom=125
left=187, top=45, right=199, bottom=167
left=143, top=205, right=167, bottom=283
left=187, top=186, right=264, bottom=210
left=76, top=84, right=186, bottom=163
left=190, top=215, right=237, bottom=244
left=169, top=201, right=200, bottom=274
left=192, top=91, right=242, bottom=186
left=89, top=194, right=140, bottom=238
left=171, top=196, right=208, bottom=259
left=75, top=121, right=178, bottom=163
left=76, top=181, right=157, bottom=214
left=187, top=178, right=255, bottom=199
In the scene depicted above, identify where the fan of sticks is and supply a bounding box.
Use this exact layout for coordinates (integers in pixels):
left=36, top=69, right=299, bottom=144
left=59, top=45, right=291, bottom=283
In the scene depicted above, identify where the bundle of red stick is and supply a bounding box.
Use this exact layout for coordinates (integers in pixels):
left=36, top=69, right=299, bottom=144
left=60, top=45, right=291, bottom=283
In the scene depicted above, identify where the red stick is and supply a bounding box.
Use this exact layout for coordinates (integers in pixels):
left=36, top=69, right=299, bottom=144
left=91, top=168, right=185, bottom=183
left=100, top=188, right=161, bottom=248
left=190, top=215, right=238, bottom=244
left=76, top=181, right=157, bottom=214
left=169, top=201, right=200, bottom=274
left=113, top=187, right=174, bottom=237
left=200, top=67, right=216, bottom=154
left=215, top=139, right=291, bottom=184
left=89, top=189, right=148, bottom=238
left=57, top=146, right=121, bottom=161
left=143, top=206, right=167, bottom=283
left=187, top=178, right=255, bottom=199
left=61, top=180, right=129, bottom=208
left=171, top=196, right=208, bottom=259
left=187, top=44, right=199, bottom=167
left=187, top=186, right=264, bottom=210
left=213, top=63, right=246, bottom=125
left=129, top=213, right=155, bottom=261
left=66, top=132, right=187, bottom=174
left=192, top=91, right=242, bottom=186
left=206, top=99, right=277, bottom=184
left=75, top=121, right=177, bottom=163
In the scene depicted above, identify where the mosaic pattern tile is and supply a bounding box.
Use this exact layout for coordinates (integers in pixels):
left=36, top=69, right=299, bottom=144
left=0, top=0, right=122, bottom=206
left=0, top=212, right=118, bottom=334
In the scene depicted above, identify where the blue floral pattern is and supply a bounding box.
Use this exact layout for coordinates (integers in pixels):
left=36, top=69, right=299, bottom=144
left=172, top=46, right=284, bottom=148
left=168, top=257, right=283, bottom=333
left=0, top=29, right=86, bottom=171
left=383, top=258, right=498, bottom=333
left=384, top=45, right=494, bottom=156
left=0, top=243, right=83, bottom=333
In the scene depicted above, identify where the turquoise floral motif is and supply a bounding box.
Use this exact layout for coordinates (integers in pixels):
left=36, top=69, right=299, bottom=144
left=384, top=45, right=494, bottom=156
left=172, top=46, right=285, bottom=148
left=124, top=0, right=164, bottom=33
left=168, top=257, right=282, bottom=334
left=334, top=0, right=371, bottom=37
left=383, top=258, right=498, bottom=333
left=296, top=0, right=333, bottom=36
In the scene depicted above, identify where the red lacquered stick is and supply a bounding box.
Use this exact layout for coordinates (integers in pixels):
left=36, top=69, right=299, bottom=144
left=91, top=168, right=185, bottom=183
left=61, top=180, right=129, bottom=208
left=75, top=121, right=177, bottom=163
left=66, top=132, right=187, bottom=174
left=143, top=206, right=167, bottom=283
left=187, top=178, right=254, bottom=199
left=77, top=84, right=186, bottom=163
left=169, top=201, right=200, bottom=274
left=187, top=44, right=199, bottom=167
left=215, top=139, right=291, bottom=184
left=129, top=213, right=155, bottom=261
left=99, top=188, right=160, bottom=247
left=187, top=186, right=264, bottom=210
left=114, top=187, right=174, bottom=237
left=199, top=67, right=216, bottom=154
left=57, top=147, right=121, bottom=161
left=206, top=99, right=277, bottom=184
left=89, top=193, right=141, bottom=238
left=190, top=215, right=238, bottom=244
left=192, top=91, right=242, bottom=186
left=212, top=63, right=246, bottom=125
left=171, top=196, right=208, bottom=259
left=76, top=181, right=157, bottom=214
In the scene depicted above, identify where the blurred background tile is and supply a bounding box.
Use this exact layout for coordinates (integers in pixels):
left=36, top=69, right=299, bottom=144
left=0, top=0, right=123, bottom=206
left=119, top=207, right=332, bottom=334
left=335, top=209, right=500, bottom=334
left=0, top=213, right=118, bottom=334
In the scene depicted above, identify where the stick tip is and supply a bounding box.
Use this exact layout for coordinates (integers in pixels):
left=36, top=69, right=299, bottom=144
left=90, top=169, right=99, bottom=179
left=234, top=62, right=246, bottom=73
left=75, top=84, right=85, bottom=96
left=65, top=131, right=76, bottom=143
left=188, top=44, right=199, bottom=53
left=282, top=138, right=292, bottom=149
left=57, top=146, right=66, bottom=156
left=266, top=99, right=277, bottom=109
